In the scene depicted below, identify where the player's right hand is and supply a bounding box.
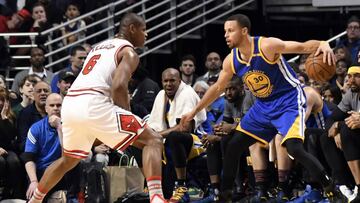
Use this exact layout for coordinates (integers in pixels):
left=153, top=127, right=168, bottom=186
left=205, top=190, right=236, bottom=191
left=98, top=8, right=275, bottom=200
left=315, top=41, right=336, bottom=66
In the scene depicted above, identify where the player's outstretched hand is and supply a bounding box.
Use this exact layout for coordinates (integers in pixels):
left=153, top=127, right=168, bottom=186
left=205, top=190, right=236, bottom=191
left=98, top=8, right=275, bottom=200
left=315, top=41, right=336, bottom=66
left=180, top=110, right=196, bottom=132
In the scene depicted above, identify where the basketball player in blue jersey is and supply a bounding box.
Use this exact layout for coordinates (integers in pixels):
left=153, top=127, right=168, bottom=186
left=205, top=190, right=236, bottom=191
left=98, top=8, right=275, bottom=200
left=180, top=14, right=347, bottom=202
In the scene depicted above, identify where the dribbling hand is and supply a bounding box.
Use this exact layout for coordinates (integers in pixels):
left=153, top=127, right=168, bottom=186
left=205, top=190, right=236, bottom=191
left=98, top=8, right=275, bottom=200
left=315, top=41, right=336, bottom=66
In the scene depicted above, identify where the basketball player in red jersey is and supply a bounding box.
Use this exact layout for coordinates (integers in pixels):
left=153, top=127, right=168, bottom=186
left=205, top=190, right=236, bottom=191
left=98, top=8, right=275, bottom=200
left=28, top=13, right=167, bottom=203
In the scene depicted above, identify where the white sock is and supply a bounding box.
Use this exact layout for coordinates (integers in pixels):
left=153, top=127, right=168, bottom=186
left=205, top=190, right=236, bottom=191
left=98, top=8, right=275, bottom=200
left=147, top=176, right=164, bottom=201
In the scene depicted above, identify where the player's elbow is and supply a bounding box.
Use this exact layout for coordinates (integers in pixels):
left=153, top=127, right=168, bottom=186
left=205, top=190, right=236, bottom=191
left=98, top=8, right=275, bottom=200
left=111, top=80, right=127, bottom=95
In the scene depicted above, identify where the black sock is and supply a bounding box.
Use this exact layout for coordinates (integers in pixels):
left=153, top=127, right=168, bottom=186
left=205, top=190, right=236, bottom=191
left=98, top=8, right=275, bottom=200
left=278, top=169, right=290, bottom=195
left=222, top=175, right=234, bottom=192
left=211, top=182, right=220, bottom=191
left=211, top=183, right=220, bottom=196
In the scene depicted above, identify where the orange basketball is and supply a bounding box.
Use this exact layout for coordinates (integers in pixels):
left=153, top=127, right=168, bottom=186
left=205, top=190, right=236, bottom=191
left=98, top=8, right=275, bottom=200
left=305, top=52, right=336, bottom=82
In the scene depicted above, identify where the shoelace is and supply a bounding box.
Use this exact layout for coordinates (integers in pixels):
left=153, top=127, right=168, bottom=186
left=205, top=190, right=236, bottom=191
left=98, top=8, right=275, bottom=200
left=171, top=187, right=188, bottom=200
left=325, top=191, right=334, bottom=198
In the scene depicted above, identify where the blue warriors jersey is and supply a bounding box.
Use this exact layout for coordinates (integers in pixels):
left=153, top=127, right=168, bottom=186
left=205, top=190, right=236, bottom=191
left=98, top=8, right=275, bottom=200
left=231, top=36, right=300, bottom=101
left=306, top=101, right=332, bottom=129
left=233, top=36, right=306, bottom=145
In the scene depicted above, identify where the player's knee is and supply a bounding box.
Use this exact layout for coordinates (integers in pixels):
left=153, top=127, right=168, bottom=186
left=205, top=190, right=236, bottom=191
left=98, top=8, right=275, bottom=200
left=148, top=131, right=163, bottom=148
left=284, top=138, right=305, bottom=158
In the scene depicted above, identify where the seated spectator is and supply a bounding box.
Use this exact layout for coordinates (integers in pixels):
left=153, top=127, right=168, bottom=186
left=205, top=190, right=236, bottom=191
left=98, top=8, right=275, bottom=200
left=321, top=84, right=343, bottom=109
left=334, top=59, right=351, bottom=94
left=60, top=2, right=86, bottom=46
left=51, top=45, right=86, bottom=93
left=129, top=65, right=160, bottom=113
left=334, top=45, right=352, bottom=65
left=179, top=54, right=197, bottom=86
left=15, top=2, right=52, bottom=57
left=22, top=93, right=68, bottom=202
left=327, top=66, right=360, bottom=202
left=0, top=8, right=31, bottom=33
left=196, top=52, right=222, bottom=83
left=0, top=8, right=31, bottom=70
left=297, top=71, right=309, bottom=86
left=56, top=70, right=76, bottom=97
left=29, top=2, right=52, bottom=45
left=0, top=87, right=25, bottom=199
left=309, top=78, right=326, bottom=93
left=337, top=16, right=360, bottom=64
left=17, top=81, right=50, bottom=152
left=82, top=43, right=92, bottom=54
left=0, top=74, right=19, bottom=106
left=147, top=68, right=207, bottom=201
left=11, top=47, right=54, bottom=94
left=193, top=81, right=213, bottom=134
left=206, top=76, right=225, bottom=125
left=12, top=75, right=41, bottom=117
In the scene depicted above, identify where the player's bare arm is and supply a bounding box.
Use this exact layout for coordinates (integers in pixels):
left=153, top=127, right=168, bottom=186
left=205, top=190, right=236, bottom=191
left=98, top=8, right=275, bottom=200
left=111, top=47, right=139, bottom=110
left=303, top=88, right=316, bottom=121
left=261, top=37, right=335, bottom=66
left=180, top=54, right=233, bottom=126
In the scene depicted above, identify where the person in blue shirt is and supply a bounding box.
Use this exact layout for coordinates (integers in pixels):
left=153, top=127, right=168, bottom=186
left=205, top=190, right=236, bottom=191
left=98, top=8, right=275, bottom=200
left=181, top=14, right=347, bottom=202
left=50, top=45, right=86, bottom=93
left=336, top=16, right=360, bottom=64
left=22, top=93, right=65, bottom=201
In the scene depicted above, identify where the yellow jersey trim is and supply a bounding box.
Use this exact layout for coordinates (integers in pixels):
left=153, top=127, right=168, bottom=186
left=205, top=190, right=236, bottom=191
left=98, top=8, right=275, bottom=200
left=236, top=125, right=268, bottom=147
left=258, top=37, right=280, bottom=65
left=281, top=116, right=305, bottom=145
left=235, top=37, right=254, bottom=65
left=230, top=50, right=236, bottom=74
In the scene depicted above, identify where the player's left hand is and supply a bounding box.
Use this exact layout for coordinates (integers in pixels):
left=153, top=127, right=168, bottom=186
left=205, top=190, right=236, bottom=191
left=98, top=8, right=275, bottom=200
left=345, top=111, right=360, bottom=129
left=315, top=41, right=336, bottom=66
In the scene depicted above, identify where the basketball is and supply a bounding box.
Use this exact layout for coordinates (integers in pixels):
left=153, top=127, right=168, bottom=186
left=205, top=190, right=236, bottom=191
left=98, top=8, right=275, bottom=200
left=305, top=52, right=336, bottom=82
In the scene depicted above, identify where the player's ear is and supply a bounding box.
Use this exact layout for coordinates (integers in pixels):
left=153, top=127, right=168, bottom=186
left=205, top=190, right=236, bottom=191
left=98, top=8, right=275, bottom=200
left=129, top=23, right=136, bottom=34
left=241, top=27, right=248, bottom=35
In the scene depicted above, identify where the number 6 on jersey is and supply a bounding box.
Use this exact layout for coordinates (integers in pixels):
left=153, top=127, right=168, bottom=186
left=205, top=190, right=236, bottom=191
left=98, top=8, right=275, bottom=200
left=82, top=54, right=101, bottom=75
